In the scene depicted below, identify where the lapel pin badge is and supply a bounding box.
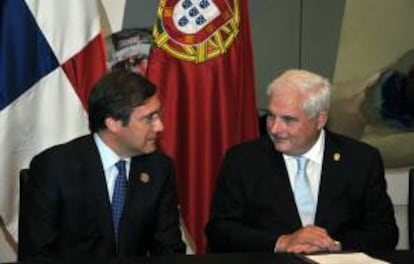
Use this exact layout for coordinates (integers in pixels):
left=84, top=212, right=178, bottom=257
left=138, top=172, right=150, bottom=184
left=333, top=153, right=341, bottom=162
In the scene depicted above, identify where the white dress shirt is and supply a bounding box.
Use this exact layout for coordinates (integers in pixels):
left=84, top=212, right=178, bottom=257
left=283, top=129, right=326, bottom=211
left=276, top=130, right=343, bottom=250
left=93, top=133, right=131, bottom=203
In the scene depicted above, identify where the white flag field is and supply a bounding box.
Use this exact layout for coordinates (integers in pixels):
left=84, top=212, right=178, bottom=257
left=0, top=0, right=107, bottom=241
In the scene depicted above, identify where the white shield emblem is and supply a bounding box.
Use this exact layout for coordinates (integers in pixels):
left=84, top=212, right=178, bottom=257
left=173, top=0, right=220, bottom=34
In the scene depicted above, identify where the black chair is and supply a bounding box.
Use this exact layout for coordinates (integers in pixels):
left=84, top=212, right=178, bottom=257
left=258, top=109, right=268, bottom=136
left=409, top=168, right=414, bottom=249
left=18, top=168, right=29, bottom=261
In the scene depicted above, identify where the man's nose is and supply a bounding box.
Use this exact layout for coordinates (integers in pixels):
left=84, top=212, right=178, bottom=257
left=152, top=118, right=164, bottom=132
left=268, top=118, right=285, bottom=134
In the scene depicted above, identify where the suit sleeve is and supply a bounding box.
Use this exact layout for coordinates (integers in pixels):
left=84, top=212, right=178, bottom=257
left=206, top=149, right=278, bottom=252
left=150, top=159, right=186, bottom=255
left=21, top=152, right=61, bottom=260
left=338, top=148, right=399, bottom=250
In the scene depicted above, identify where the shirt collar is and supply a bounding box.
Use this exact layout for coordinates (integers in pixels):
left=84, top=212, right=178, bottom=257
left=93, top=133, right=131, bottom=170
left=303, top=129, right=325, bottom=165
left=284, top=129, right=325, bottom=165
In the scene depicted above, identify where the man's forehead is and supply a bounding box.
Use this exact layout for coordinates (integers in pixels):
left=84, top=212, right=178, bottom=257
left=133, top=96, right=161, bottom=114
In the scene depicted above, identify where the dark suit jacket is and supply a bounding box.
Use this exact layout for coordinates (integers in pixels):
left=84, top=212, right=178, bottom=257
left=206, top=131, right=398, bottom=252
left=20, top=135, right=185, bottom=260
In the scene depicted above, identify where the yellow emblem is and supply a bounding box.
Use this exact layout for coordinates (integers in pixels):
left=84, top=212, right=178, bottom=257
left=138, top=172, right=150, bottom=184
left=153, top=0, right=240, bottom=63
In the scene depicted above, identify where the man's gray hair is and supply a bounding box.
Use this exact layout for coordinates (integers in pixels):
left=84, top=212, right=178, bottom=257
left=267, top=69, right=331, bottom=118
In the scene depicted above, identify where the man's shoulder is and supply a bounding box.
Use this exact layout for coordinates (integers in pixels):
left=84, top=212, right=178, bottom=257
left=32, top=134, right=92, bottom=162
left=326, top=130, right=379, bottom=154
left=138, top=149, right=171, bottom=161
left=226, top=136, right=271, bottom=156
left=133, top=150, right=174, bottom=168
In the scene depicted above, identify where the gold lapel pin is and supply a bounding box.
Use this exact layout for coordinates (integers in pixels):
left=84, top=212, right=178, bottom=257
left=333, top=153, right=341, bottom=162
left=138, top=172, right=150, bottom=184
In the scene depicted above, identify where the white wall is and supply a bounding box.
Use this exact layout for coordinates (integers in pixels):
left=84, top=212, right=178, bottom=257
left=385, top=169, right=410, bottom=249
left=334, top=0, right=414, bottom=83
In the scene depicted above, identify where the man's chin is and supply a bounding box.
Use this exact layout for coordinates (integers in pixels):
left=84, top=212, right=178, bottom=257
left=144, top=142, right=157, bottom=153
left=274, top=143, right=292, bottom=154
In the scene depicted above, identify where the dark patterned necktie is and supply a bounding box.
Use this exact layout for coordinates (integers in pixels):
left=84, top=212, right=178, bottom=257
left=112, top=160, right=127, bottom=243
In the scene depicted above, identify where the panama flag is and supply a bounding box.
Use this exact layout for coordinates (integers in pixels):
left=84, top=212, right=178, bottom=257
left=0, top=0, right=106, bottom=240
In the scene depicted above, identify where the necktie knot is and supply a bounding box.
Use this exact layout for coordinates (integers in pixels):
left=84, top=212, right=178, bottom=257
left=115, top=160, right=126, bottom=176
left=296, top=156, right=308, bottom=175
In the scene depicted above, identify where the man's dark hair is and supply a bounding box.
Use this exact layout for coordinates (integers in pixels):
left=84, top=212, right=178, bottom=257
left=88, top=69, right=156, bottom=132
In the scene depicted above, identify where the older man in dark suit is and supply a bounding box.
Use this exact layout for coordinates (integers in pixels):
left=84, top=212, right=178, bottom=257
left=20, top=70, right=185, bottom=260
left=206, top=69, right=398, bottom=253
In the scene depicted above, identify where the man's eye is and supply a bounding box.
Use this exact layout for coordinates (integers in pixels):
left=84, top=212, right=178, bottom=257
left=283, top=116, right=297, bottom=123
left=266, top=113, right=275, bottom=120
left=141, top=110, right=163, bottom=124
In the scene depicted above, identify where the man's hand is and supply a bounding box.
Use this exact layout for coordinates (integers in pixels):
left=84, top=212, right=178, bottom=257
left=275, top=225, right=341, bottom=253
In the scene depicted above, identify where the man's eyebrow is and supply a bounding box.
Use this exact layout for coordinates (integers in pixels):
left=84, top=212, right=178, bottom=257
left=280, top=115, right=298, bottom=122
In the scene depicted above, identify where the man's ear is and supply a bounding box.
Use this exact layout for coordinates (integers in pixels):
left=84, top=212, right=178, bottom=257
left=317, top=110, right=328, bottom=129
left=104, top=117, right=123, bottom=133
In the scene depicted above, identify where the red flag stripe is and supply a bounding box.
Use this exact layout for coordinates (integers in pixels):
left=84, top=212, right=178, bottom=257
left=62, top=34, right=107, bottom=110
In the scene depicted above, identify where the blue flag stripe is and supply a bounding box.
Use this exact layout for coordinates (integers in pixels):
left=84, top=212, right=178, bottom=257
left=0, top=0, right=59, bottom=110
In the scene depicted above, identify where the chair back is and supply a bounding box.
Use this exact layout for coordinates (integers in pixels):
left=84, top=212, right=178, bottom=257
left=409, top=168, right=414, bottom=249
left=258, top=109, right=267, bottom=136
left=18, top=169, right=29, bottom=261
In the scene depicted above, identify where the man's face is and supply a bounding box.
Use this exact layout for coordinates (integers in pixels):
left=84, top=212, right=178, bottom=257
left=266, top=86, right=327, bottom=156
left=115, top=95, right=163, bottom=156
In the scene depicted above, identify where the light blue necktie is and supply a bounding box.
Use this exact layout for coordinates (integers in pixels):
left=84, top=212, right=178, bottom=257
left=112, top=160, right=127, bottom=243
left=293, top=156, right=315, bottom=226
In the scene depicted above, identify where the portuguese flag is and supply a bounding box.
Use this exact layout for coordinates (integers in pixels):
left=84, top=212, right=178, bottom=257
left=146, top=0, right=258, bottom=253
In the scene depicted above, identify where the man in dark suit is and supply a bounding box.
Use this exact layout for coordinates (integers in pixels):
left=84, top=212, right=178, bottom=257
left=20, top=70, right=186, bottom=260
left=206, top=69, right=398, bottom=253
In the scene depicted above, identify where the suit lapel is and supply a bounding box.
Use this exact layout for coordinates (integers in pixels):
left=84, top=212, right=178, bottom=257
left=80, top=136, right=115, bottom=247
left=314, top=132, right=344, bottom=226
left=118, top=154, right=150, bottom=250
left=261, top=137, right=302, bottom=229
left=125, top=155, right=148, bottom=206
